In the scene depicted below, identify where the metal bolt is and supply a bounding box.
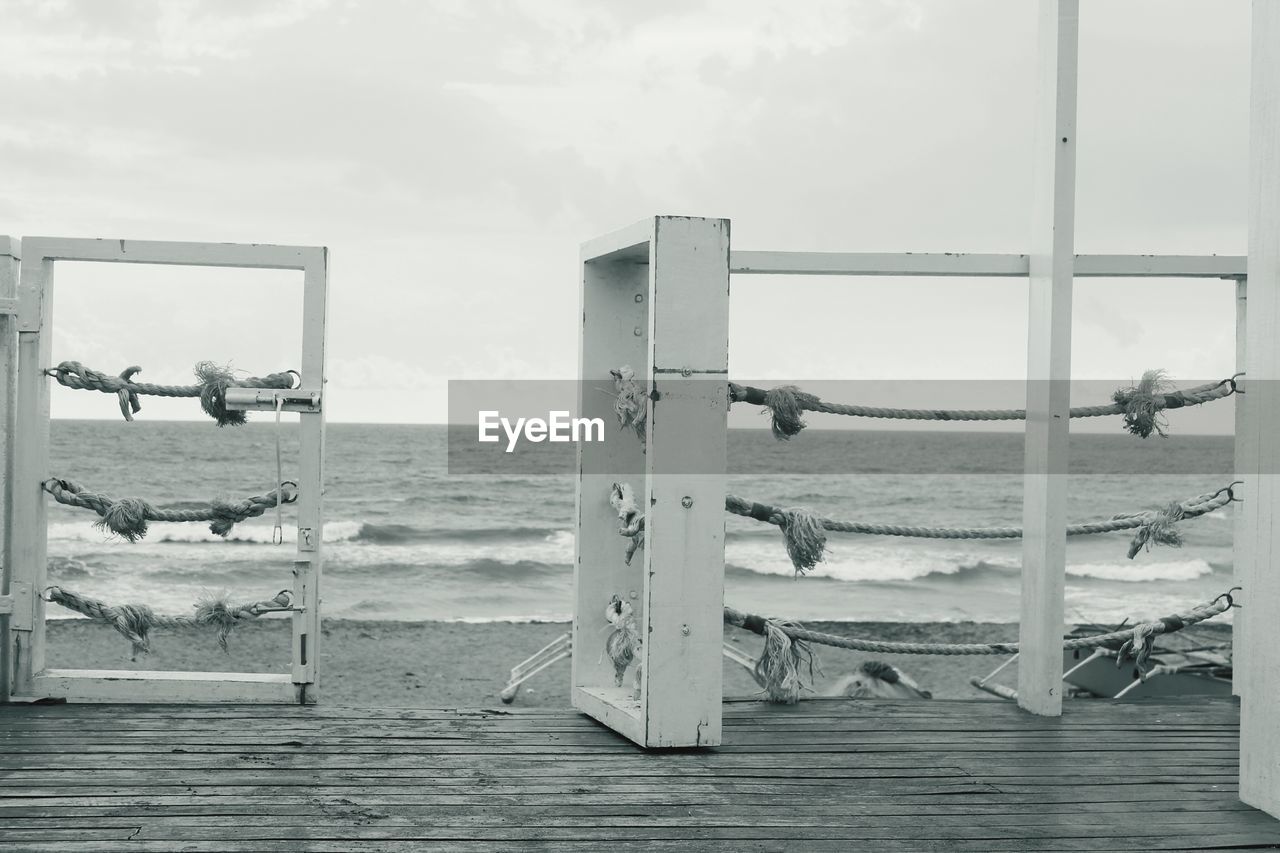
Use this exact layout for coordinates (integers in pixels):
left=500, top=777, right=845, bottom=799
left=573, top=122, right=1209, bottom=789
left=681, top=625, right=691, bottom=636
left=680, top=367, right=692, bottom=377
left=681, top=496, right=693, bottom=508
left=634, top=293, right=644, bottom=303
left=633, top=326, right=643, bottom=337
left=628, top=589, right=638, bottom=600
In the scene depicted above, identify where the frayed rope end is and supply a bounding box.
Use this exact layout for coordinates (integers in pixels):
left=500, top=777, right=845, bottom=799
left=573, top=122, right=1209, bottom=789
left=754, top=620, right=816, bottom=704
left=610, top=366, right=647, bottom=443
left=195, top=361, right=249, bottom=427
left=779, top=508, right=827, bottom=575
left=1113, top=369, right=1173, bottom=439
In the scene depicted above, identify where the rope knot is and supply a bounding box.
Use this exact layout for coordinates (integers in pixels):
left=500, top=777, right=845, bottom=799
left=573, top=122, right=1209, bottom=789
left=195, top=361, right=246, bottom=427
left=604, top=595, right=643, bottom=695
left=1116, top=622, right=1160, bottom=676
left=1125, top=501, right=1186, bottom=559
left=208, top=483, right=297, bottom=537
left=96, top=496, right=158, bottom=543
left=761, top=386, right=820, bottom=439
left=610, top=366, right=647, bottom=443
left=610, top=483, right=645, bottom=564
left=1112, top=369, right=1174, bottom=438
left=193, top=590, right=293, bottom=651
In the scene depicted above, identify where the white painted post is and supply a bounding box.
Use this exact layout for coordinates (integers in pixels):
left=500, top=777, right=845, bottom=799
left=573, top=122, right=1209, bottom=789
left=0, top=237, right=18, bottom=703
left=7, top=245, right=53, bottom=699
left=1241, top=0, right=1280, bottom=818
left=574, top=216, right=730, bottom=748
left=1018, top=0, right=1078, bottom=717
left=292, top=248, right=328, bottom=704
left=1232, top=277, right=1250, bottom=700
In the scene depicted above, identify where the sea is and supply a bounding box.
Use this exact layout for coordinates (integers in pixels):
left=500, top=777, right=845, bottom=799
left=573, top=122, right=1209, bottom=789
left=43, top=420, right=1237, bottom=626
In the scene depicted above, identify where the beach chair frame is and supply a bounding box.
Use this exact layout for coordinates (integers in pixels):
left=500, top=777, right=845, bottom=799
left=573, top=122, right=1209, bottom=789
left=0, top=237, right=328, bottom=704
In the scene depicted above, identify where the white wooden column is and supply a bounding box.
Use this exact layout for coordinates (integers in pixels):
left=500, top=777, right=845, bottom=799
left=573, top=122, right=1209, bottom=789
left=7, top=243, right=53, bottom=699
left=574, top=216, right=730, bottom=748
left=0, top=237, right=19, bottom=703
left=292, top=248, right=328, bottom=704
left=1018, top=0, right=1078, bottom=717
left=1241, top=0, right=1280, bottom=818
left=1232, top=277, right=1251, bottom=700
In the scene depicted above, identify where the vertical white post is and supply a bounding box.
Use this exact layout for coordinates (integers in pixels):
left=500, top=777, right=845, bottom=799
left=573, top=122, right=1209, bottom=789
left=573, top=216, right=729, bottom=748
left=292, top=249, right=328, bottom=704
left=1241, top=0, right=1280, bottom=818
left=641, top=216, right=730, bottom=747
left=7, top=248, right=53, bottom=698
left=1018, top=0, right=1078, bottom=717
left=1232, top=277, right=1250, bottom=700
left=0, top=237, right=18, bottom=703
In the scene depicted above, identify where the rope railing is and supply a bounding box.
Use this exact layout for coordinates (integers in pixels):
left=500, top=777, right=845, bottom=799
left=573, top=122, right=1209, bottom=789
left=724, top=484, right=1237, bottom=573
left=723, top=589, right=1238, bottom=704
left=43, top=586, right=297, bottom=658
left=727, top=370, right=1237, bottom=440
left=614, top=482, right=1237, bottom=575
left=43, top=478, right=298, bottom=542
left=46, top=360, right=298, bottom=426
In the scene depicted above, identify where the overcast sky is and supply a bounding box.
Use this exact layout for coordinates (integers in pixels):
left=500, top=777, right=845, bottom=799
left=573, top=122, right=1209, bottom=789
left=0, top=0, right=1250, bottom=429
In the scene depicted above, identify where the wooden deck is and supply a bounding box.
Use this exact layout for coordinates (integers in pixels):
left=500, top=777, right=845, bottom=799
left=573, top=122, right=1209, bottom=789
left=1, top=697, right=1278, bottom=852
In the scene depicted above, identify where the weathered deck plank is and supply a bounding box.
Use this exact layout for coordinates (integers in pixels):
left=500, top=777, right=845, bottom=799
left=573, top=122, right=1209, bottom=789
left=0, top=697, right=1276, bottom=851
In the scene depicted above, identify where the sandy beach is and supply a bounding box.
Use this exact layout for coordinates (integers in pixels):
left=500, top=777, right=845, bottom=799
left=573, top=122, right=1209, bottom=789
left=42, top=616, right=1231, bottom=707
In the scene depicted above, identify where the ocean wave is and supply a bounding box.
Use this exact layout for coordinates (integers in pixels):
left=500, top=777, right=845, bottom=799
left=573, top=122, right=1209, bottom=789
left=49, top=520, right=367, bottom=545
left=723, top=540, right=1217, bottom=586
left=725, top=540, right=1021, bottom=583
left=1066, top=559, right=1214, bottom=582
left=354, top=523, right=567, bottom=545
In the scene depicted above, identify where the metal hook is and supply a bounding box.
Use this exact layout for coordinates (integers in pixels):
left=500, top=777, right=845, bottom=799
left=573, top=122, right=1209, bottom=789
left=1229, top=372, right=1245, bottom=394
left=1214, top=586, right=1243, bottom=610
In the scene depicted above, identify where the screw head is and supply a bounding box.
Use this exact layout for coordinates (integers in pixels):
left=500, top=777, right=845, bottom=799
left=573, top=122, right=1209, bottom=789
left=634, top=293, right=644, bottom=303
left=681, top=625, right=691, bottom=636
left=633, top=326, right=643, bottom=337
left=681, top=496, right=693, bottom=508
left=680, top=367, right=692, bottom=377
left=628, top=589, right=638, bottom=600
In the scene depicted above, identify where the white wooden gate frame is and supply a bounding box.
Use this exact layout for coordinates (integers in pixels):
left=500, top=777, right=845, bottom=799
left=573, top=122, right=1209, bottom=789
left=0, top=237, right=328, bottom=704
left=573, top=0, right=1280, bottom=821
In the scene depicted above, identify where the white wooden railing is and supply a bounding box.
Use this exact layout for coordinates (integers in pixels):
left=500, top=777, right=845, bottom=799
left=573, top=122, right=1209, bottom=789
left=0, top=237, right=328, bottom=704
left=572, top=1, right=1279, bottom=822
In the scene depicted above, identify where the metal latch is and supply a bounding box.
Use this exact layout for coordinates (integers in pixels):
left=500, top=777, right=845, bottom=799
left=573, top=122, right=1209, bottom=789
left=223, top=388, right=322, bottom=413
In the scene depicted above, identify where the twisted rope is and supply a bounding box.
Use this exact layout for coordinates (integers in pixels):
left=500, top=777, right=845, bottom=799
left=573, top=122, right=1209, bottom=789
left=46, top=361, right=298, bottom=426
left=724, top=485, right=1234, bottom=572
left=729, top=370, right=1238, bottom=439
left=43, top=586, right=294, bottom=657
left=724, top=590, right=1237, bottom=702
left=43, top=478, right=298, bottom=542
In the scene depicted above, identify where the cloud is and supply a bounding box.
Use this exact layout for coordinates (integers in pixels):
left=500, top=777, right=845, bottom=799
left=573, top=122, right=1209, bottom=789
left=0, top=0, right=334, bottom=78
